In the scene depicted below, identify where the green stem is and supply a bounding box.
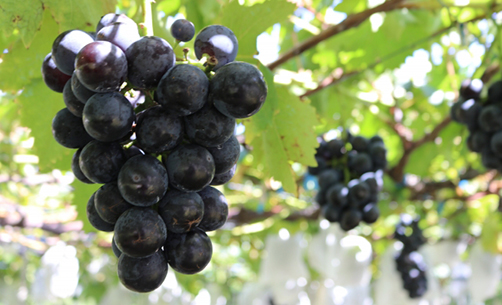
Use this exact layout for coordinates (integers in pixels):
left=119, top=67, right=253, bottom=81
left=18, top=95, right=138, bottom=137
left=142, top=0, right=154, bottom=36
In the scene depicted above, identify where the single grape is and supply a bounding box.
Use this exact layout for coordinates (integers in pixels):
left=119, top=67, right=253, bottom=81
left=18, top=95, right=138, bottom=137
left=126, top=36, right=175, bottom=89
left=339, top=208, right=362, bottom=231
left=86, top=193, right=115, bottom=232
left=315, top=187, right=328, bottom=206
left=75, top=41, right=128, bottom=92
left=52, top=108, right=93, bottom=148
left=325, top=183, right=349, bottom=207
left=156, top=64, right=209, bottom=116
left=318, top=169, right=342, bottom=190
left=469, top=130, right=491, bottom=153
left=164, top=144, right=215, bottom=192
left=194, top=25, right=238, bottom=70
left=482, top=147, right=502, bottom=170
left=164, top=229, right=212, bottom=274
left=348, top=152, right=373, bottom=176
left=362, top=203, right=379, bottom=224
left=94, top=183, right=133, bottom=224
left=96, top=13, right=137, bottom=33
left=460, top=79, right=483, bottom=100
left=134, top=105, right=183, bottom=154
left=478, top=105, right=502, bottom=133
left=487, top=80, right=502, bottom=104
left=210, top=164, right=236, bottom=186
left=206, top=136, right=240, bottom=174
left=348, top=180, right=371, bottom=206
left=118, top=155, right=168, bottom=207
left=97, top=22, right=140, bottom=53
left=111, top=236, right=122, bottom=258
left=114, top=207, right=167, bottom=258
left=210, top=61, right=267, bottom=119
left=171, top=19, right=195, bottom=42
left=350, top=136, right=369, bottom=152
left=70, top=72, right=96, bottom=104
left=197, top=186, right=228, bottom=231
left=79, top=140, right=127, bottom=184
left=52, top=30, right=94, bottom=75
left=369, top=142, right=387, bottom=170
left=117, top=251, right=168, bottom=293
left=322, top=203, right=341, bottom=223
left=71, top=148, right=93, bottom=184
left=158, top=190, right=204, bottom=234
left=82, top=92, right=135, bottom=142
left=324, top=139, right=346, bottom=159
left=62, top=81, right=85, bottom=117
left=458, top=99, right=481, bottom=131
left=184, top=102, right=236, bottom=147
left=42, top=53, right=71, bottom=92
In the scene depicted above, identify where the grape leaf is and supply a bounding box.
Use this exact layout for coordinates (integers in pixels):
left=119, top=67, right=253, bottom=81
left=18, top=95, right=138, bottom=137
left=42, top=0, right=117, bottom=31
left=244, top=64, right=318, bottom=195
left=0, top=0, right=44, bottom=47
left=481, top=210, right=502, bottom=254
left=221, top=0, right=296, bottom=61
left=334, top=0, right=366, bottom=14
left=73, top=181, right=100, bottom=232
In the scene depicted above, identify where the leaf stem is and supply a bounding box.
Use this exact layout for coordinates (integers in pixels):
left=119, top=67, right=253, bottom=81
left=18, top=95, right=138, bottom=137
left=142, top=0, right=155, bottom=37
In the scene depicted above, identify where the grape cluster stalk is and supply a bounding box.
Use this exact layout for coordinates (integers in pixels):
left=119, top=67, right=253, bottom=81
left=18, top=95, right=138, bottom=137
left=308, top=132, right=387, bottom=231
left=393, top=215, right=428, bottom=298
left=42, top=13, right=267, bottom=293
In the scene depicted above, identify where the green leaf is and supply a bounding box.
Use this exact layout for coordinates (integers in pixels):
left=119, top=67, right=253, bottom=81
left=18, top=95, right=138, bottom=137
left=221, top=0, right=296, bottom=61
left=244, top=64, right=319, bottom=195
left=0, top=0, right=44, bottom=47
left=73, top=181, right=100, bottom=232
left=17, top=79, right=73, bottom=172
left=481, top=210, right=501, bottom=254
left=334, top=0, right=367, bottom=14
left=42, top=0, right=117, bottom=31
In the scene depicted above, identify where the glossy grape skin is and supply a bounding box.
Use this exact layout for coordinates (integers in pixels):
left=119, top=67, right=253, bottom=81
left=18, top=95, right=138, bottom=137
left=97, top=22, right=140, bottom=53
left=134, top=105, right=183, bottom=154
left=62, top=81, right=84, bottom=117
left=210, top=164, right=236, bottom=186
left=94, top=183, right=133, bottom=224
left=82, top=92, right=135, bottom=142
left=126, top=36, right=175, bottom=89
left=156, top=64, right=209, bottom=116
left=210, top=61, right=267, bottom=119
left=86, top=193, right=115, bottom=232
left=164, top=229, right=212, bottom=274
left=71, top=148, right=93, bottom=184
left=164, top=144, right=215, bottom=193
left=111, top=236, right=122, bottom=258
left=114, top=207, right=167, bottom=258
left=197, top=187, right=228, bottom=231
left=194, top=25, right=238, bottom=70
left=117, top=155, right=168, bottom=207
left=118, top=251, right=168, bottom=293
left=79, top=140, right=127, bottom=184
left=52, top=108, right=93, bottom=149
left=362, top=203, right=380, bottom=224
left=339, top=208, right=362, bottom=231
left=322, top=203, right=341, bottom=223
left=42, top=53, right=71, bottom=92
left=70, top=72, right=96, bottom=104
left=171, top=19, right=195, bottom=42
left=184, top=102, right=235, bottom=147
left=206, top=135, right=240, bottom=174
left=96, top=13, right=137, bottom=33
left=75, top=41, right=128, bottom=92
left=158, top=190, right=204, bottom=234
left=52, top=30, right=94, bottom=75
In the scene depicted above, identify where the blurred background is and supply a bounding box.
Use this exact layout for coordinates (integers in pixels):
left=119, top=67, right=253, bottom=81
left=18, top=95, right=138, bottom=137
left=2, top=0, right=502, bottom=304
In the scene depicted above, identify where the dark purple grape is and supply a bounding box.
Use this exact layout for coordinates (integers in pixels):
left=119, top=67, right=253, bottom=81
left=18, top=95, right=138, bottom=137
left=460, top=79, right=483, bottom=100
left=96, top=13, right=137, bottom=33
left=360, top=171, right=383, bottom=194
left=458, top=99, right=481, bottom=131
left=210, top=61, right=267, bottom=119
left=467, top=131, right=491, bottom=153
left=318, top=169, right=342, bottom=190
left=478, top=105, right=502, bottom=133
left=164, top=144, right=215, bottom=192
left=158, top=190, right=204, bottom=233
left=70, top=72, right=96, bottom=104
left=82, top=92, right=135, bottom=142
left=51, top=30, right=94, bottom=75
left=118, top=155, right=168, bottom=207
left=362, top=203, right=379, bottom=224
left=308, top=156, right=328, bottom=175
left=491, top=131, right=502, bottom=157
left=370, top=135, right=384, bottom=144
left=62, top=81, right=84, bottom=117
left=164, top=229, right=212, bottom=274
left=97, top=22, right=140, bottom=53
left=348, top=152, right=373, bottom=176
left=79, top=140, right=127, bottom=184
left=194, top=25, right=238, bottom=70
left=322, top=203, right=341, bottom=222
left=124, top=145, right=145, bottom=159
left=135, top=105, right=183, bottom=154
left=488, top=80, right=502, bottom=104
left=324, top=139, right=346, bottom=159
left=52, top=108, right=93, bottom=148
left=339, top=209, right=362, bottom=231
left=94, top=183, right=133, bottom=224
left=206, top=136, right=240, bottom=174
left=75, top=41, right=128, bottom=92
left=185, top=102, right=235, bottom=148
left=112, top=236, right=122, bottom=258
left=114, top=207, right=167, bottom=258
left=197, top=186, right=228, bottom=231
left=42, top=53, right=71, bottom=92
left=369, top=142, right=387, bottom=170
left=87, top=193, right=115, bottom=232
left=350, top=136, right=369, bottom=152
left=315, top=187, right=328, bottom=206
left=482, top=147, right=502, bottom=170
left=325, top=183, right=348, bottom=207
left=71, top=148, right=93, bottom=184
left=171, top=19, right=195, bottom=42
left=156, top=64, right=209, bottom=116
left=118, top=251, right=168, bottom=293
left=348, top=180, right=371, bottom=206
left=126, top=36, right=175, bottom=89
left=210, top=164, right=236, bottom=185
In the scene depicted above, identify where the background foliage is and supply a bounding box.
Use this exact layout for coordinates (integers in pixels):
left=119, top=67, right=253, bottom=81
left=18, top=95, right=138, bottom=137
left=2, top=0, right=502, bottom=304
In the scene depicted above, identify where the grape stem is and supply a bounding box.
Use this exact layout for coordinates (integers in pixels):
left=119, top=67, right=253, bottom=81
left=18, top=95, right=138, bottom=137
left=141, top=0, right=155, bottom=37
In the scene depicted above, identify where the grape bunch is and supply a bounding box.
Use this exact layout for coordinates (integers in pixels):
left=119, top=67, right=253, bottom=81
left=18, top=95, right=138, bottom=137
left=308, top=132, right=387, bottom=231
left=393, top=215, right=428, bottom=298
left=42, top=13, right=267, bottom=293
left=450, top=78, right=502, bottom=171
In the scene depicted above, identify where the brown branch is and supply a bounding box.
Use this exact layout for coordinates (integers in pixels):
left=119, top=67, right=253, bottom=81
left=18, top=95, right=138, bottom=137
left=267, top=0, right=406, bottom=71
left=227, top=206, right=320, bottom=226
